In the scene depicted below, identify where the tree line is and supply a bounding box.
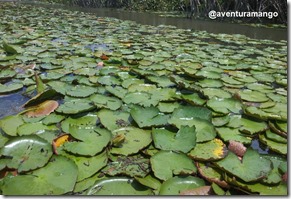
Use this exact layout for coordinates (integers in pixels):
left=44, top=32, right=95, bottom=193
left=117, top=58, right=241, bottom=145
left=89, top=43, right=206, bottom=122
left=44, top=0, right=287, bottom=24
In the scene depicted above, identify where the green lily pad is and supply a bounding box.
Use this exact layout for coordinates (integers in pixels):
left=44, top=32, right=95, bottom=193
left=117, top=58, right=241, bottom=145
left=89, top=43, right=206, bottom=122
left=0, top=69, right=16, bottom=81
left=152, top=126, right=196, bottom=153
left=90, top=94, right=122, bottom=111
left=189, top=138, right=228, bottom=161
left=66, top=85, right=97, bottom=98
left=168, top=107, right=216, bottom=142
left=159, top=176, right=205, bottom=195
left=42, top=113, right=65, bottom=125
left=265, top=129, right=287, bottom=144
left=150, top=150, right=196, bottom=181
left=62, top=150, right=108, bottom=182
left=97, top=109, right=131, bottom=131
left=64, top=126, right=111, bottom=156
left=207, top=98, right=242, bottom=114
left=146, top=75, right=175, bottom=87
left=262, top=155, right=287, bottom=184
left=110, top=127, right=152, bottom=156
left=157, top=102, right=180, bottom=113
left=202, top=88, right=232, bottom=99
left=180, top=92, right=206, bottom=106
left=216, top=127, right=252, bottom=144
left=2, top=155, right=78, bottom=195
left=196, top=162, right=229, bottom=188
left=0, top=135, right=53, bottom=172
left=135, top=174, right=161, bottom=191
left=104, top=155, right=150, bottom=178
left=216, top=148, right=272, bottom=182
left=23, top=89, right=58, bottom=108
left=0, top=82, right=23, bottom=94
left=17, top=122, right=57, bottom=136
left=97, top=75, right=120, bottom=86
left=225, top=174, right=287, bottom=195
left=105, top=85, right=127, bottom=99
left=123, top=92, right=159, bottom=107
left=0, top=115, right=24, bottom=136
left=130, top=105, right=169, bottom=128
left=73, top=172, right=104, bottom=194
left=2, top=39, right=22, bottom=54
left=86, top=177, right=153, bottom=195
left=259, top=133, right=287, bottom=155
left=238, top=89, right=269, bottom=102
left=56, top=99, right=95, bottom=114
left=61, top=113, right=98, bottom=133
left=212, top=115, right=230, bottom=127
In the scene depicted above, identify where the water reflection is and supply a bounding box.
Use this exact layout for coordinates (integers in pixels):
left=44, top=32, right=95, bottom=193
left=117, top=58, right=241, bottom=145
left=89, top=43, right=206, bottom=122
left=25, top=2, right=287, bottom=41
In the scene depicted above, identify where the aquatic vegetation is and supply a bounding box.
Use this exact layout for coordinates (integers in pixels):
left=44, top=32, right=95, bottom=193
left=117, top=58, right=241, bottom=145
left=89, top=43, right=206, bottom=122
left=0, top=2, right=287, bottom=195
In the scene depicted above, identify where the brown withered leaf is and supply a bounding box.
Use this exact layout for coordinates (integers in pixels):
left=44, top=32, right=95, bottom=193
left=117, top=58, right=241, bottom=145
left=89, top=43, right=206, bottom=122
left=179, top=186, right=212, bottom=195
left=228, top=140, right=247, bottom=157
left=25, top=100, right=58, bottom=117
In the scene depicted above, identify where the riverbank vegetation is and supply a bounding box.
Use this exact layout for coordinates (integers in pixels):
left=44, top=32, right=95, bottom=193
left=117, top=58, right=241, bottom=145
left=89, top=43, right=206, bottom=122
left=33, top=0, right=287, bottom=24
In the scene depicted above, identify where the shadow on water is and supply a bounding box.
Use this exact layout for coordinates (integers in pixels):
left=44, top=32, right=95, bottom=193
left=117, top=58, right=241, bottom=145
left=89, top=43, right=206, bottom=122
left=0, top=90, right=29, bottom=119
left=22, top=2, right=287, bottom=41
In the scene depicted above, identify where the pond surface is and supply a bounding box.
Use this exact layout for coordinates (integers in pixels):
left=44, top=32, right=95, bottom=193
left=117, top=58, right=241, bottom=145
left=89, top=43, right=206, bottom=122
left=0, top=2, right=287, bottom=196
left=24, top=2, right=287, bottom=41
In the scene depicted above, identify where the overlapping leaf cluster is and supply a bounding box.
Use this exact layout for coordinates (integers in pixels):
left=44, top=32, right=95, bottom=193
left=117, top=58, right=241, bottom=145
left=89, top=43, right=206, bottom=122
left=0, top=3, right=287, bottom=195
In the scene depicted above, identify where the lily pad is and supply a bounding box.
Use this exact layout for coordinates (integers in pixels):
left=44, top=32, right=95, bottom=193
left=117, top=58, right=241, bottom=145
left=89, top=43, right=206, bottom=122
left=259, top=133, right=287, bottom=155
left=123, top=92, right=159, bottom=107
left=130, top=105, right=169, bottom=128
left=0, top=82, right=23, bottom=94
left=17, top=122, right=58, bottom=136
left=97, top=109, right=131, bottom=131
left=216, top=127, right=252, bottom=144
left=238, top=89, right=269, bottom=102
left=62, top=150, right=108, bottom=182
left=66, top=85, right=97, bottom=98
left=90, top=94, right=122, bottom=110
left=2, top=155, right=78, bottom=195
left=207, top=98, right=242, bottom=114
left=64, top=126, right=111, bottom=156
left=0, top=115, right=24, bottom=136
left=24, top=100, right=58, bottom=118
left=150, top=150, right=196, bottom=181
left=110, top=127, right=152, bottom=156
left=104, top=155, right=150, bottom=178
left=159, top=176, right=205, bottom=195
left=61, top=113, right=98, bottom=133
left=189, top=138, right=228, bottom=161
left=152, top=126, right=196, bottom=153
left=86, top=177, right=153, bottom=195
left=0, top=135, right=53, bottom=172
left=215, top=148, right=272, bottom=182
left=56, top=99, right=95, bottom=114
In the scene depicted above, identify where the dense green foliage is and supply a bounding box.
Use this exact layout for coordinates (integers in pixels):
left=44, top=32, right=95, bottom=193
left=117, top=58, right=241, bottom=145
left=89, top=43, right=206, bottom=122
left=34, top=0, right=287, bottom=24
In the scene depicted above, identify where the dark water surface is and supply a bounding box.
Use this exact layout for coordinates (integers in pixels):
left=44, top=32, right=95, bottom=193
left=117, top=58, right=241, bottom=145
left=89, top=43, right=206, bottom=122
left=23, top=2, right=287, bottom=42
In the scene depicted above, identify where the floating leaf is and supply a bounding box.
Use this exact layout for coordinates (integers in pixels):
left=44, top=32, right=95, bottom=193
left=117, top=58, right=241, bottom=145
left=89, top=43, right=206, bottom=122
left=62, top=150, right=108, bottom=182
left=159, top=176, right=205, bottom=195
left=104, top=155, right=150, bottom=178
left=134, top=174, right=161, bottom=191
left=228, top=140, right=247, bottom=157
left=2, top=155, right=78, bottom=195
left=17, top=122, right=57, bottom=136
left=189, top=138, right=228, bottom=161
left=23, top=89, right=58, bottom=108
left=97, top=109, right=131, bottom=131
left=56, top=99, right=95, bottom=114
left=152, top=126, right=196, bottom=153
left=110, top=127, right=152, bottom=156
left=0, top=135, right=53, bottom=172
left=61, top=113, right=98, bottom=133
left=0, top=115, right=24, bottom=136
left=90, top=94, right=122, bottom=111
left=179, top=186, right=212, bottom=195
left=130, top=105, right=169, bottom=128
left=207, top=97, right=242, bottom=114
left=66, top=85, right=97, bottom=98
left=215, top=149, right=272, bottom=182
left=0, top=82, right=23, bottom=94
left=24, top=100, right=58, bottom=118
left=150, top=150, right=196, bottom=181
left=86, top=177, right=153, bottom=195
left=259, top=133, right=287, bottom=155
left=64, top=126, right=111, bottom=156
left=238, top=89, right=269, bottom=102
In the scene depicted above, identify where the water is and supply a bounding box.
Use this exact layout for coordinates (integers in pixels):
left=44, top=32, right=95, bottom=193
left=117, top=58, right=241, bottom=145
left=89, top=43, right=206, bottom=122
left=0, top=91, right=29, bottom=119
left=22, top=2, right=287, bottom=42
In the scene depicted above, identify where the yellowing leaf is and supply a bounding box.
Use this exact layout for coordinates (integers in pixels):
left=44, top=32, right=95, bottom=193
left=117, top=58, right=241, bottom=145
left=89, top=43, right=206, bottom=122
left=25, top=100, right=59, bottom=117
